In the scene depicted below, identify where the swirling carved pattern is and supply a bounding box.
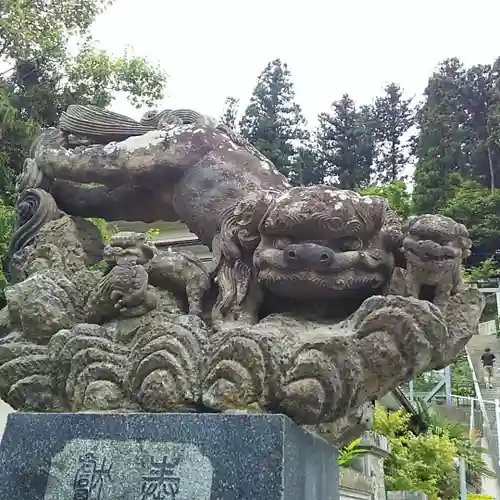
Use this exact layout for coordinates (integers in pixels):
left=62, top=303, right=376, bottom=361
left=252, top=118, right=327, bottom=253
left=202, top=328, right=282, bottom=412
left=0, top=342, right=57, bottom=410
left=126, top=316, right=209, bottom=411
left=6, top=188, right=61, bottom=282
left=49, top=324, right=130, bottom=411
left=261, top=187, right=389, bottom=240
left=279, top=293, right=478, bottom=425
left=59, top=104, right=216, bottom=143
left=280, top=338, right=362, bottom=425
left=211, top=191, right=276, bottom=320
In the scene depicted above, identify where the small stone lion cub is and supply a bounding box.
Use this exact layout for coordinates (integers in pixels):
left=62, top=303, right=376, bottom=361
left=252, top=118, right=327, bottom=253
left=402, top=214, right=472, bottom=310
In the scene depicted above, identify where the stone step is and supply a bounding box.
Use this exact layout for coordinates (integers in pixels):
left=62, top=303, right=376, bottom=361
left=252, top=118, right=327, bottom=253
left=466, top=334, right=500, bottom=482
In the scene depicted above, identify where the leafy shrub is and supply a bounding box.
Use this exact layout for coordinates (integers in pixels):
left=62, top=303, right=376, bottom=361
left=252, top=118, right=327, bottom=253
left=337, top=438, right=367, bottom=467
left=373, top=405, right=491, bottom=500
left=87, top=218, right=117, bottom=243
left=0, top=202, right=15, bottom=307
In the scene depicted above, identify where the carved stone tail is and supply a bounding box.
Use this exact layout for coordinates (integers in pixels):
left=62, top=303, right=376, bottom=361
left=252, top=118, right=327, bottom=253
left=5, top=188, right=61, bottom=283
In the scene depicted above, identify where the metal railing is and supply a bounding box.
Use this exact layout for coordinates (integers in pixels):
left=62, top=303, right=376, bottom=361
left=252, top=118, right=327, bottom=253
left=465, top=347, right=500, bottom=480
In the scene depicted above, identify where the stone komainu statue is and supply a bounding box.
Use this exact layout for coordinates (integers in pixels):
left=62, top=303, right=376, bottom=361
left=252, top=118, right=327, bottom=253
left=0, top=104, right=483, bottom=443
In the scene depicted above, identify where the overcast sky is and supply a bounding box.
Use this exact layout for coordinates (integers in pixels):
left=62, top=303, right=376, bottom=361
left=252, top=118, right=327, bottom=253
left=91, top=0, right=500, bottom=127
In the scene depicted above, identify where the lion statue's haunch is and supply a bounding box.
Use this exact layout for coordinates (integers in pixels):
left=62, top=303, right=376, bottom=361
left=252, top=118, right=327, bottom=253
left=0, top=105, right=483, bottom=443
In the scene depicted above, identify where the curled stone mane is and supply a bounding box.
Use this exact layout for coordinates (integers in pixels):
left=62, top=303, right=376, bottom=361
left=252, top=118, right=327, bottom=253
left=260, top=187, right=389, bottom=240
left=380, top=208, right=404, bottom=249
left=59, top=104, right=216, bottom=143
left=211, top=191, right=278, bottom=317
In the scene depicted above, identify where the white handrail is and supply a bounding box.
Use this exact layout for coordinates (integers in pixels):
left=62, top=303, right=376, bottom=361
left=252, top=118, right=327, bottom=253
left=465, top=347, right=491, bottom=429
left=465, top=347, right=500, bottom=478
left=448, top=393, right=497, bottom=405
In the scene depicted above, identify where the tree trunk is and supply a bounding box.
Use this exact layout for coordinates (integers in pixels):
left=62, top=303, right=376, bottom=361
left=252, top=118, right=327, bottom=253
left=487, top=143, right=495, bottom=192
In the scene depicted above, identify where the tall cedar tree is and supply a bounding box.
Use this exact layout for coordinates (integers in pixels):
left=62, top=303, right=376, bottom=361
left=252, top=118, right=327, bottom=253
left=461, top=63, right=500, bottom=191
left=239, top=59, right=309, bottom=178
left=316, top=94, right=374, bottom=190
left=373, top=83, right=414, bottom=183
left=412, top=58, right=468, bottom=214
left=289, top=141, right=321, bottom=186
left=413, top=57, right=500, bottom=214
left=220, top=96, right=240, bottom=129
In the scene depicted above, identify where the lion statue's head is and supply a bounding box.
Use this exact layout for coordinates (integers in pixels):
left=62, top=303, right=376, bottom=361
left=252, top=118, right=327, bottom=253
left=211, top=186, right=403, bottom=322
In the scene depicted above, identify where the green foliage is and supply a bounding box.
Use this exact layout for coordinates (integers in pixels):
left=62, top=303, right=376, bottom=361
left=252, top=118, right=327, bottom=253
left=374, top=403, right=491, bottom=500
left=87, top=219, right=160, bottom=246
left=462, top=257, right=499, bottom=282
left=0, top=201, right=15, bottom=306
left=415, top=400, right=493, bottom=488
left=145, top=228, right=160, bottom=241
left=360, top=181, right=412, bottom=219
left=411, top=355, right=474, bottom=397
left=0, top=0, right=167, bottom=201
left=373, top=83, right=415, bottom=183
left=220, top=96, right=240, bottom=129
left=412, top=58, right=469, bottom=215
left=289, top=142, right=321, bottom=186
left=87, top=218, right=117, bottom=243
left=0, top=0, right=167, bottom=287
left=64, top=42, right=166, bottom=109
left=337, top=438, right=367, bottom=467
left=315, top=94, right=374, bottom=189
left=441, top=176, right=500, bottom=246
left=412, top=56, right=500, bottom=216
left=240, top=58, right=309, bottom=179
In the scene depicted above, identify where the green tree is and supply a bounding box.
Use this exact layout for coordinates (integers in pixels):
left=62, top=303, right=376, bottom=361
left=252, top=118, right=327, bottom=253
left=373, top=404, right=490, bottom=499
left=373, top=83, right=414, bottom=183
left=412, top=58, right=468, bottom=214
left=442, top=176, right=500, bottom=245
left=220, top=96, right=240, bottom=129
left=289, top=142, right=322, bottom=186
left=415, top=399, right=493, bottom=489
left=316, top=94, right=374, bottom=190
left=360, top=180, right=412, bottom=219
left=374, top=406, right=459, bottom=500
left=461, top=64, right=498, bottom=191
left=0, top=0, right=167, bottom=200
left=239, top=58, right=309, bottom=178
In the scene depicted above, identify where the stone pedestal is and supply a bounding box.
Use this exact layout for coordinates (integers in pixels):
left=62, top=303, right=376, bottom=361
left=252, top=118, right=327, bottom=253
left=0, top=412, right=339, bottom=500
left=358, top=432, right=391, bottom=500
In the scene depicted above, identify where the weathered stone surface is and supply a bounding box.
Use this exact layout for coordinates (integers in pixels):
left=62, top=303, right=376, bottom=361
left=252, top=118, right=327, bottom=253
left=86, top=258, right=158, bottom=324
left=0, top=104, right=484, bottom=440
left=202, top=289, right=483, bottom=424
left=402, top=214, right=472, bottom=310
left=0, top=412, right=339, bottom=500
left=5, top=271, right=79, bottom=342
left=146, top=247, right=210, bottom=317
left=306, top=403, right=374, bottom=446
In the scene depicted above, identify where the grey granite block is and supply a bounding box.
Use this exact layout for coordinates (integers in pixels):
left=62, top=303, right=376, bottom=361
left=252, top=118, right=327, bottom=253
left=0, top=412, right=339, bottom=500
